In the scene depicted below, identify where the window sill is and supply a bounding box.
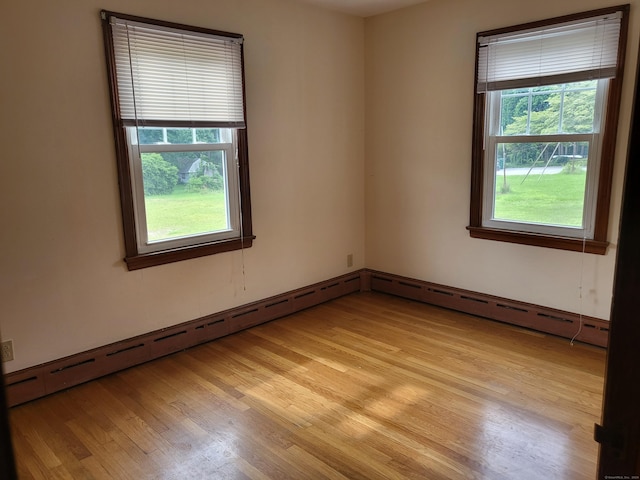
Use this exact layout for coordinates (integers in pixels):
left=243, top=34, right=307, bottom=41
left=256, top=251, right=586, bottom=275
left=467, top=226, right=607, bottom=254
left=124, top=236, right=255, bottom=270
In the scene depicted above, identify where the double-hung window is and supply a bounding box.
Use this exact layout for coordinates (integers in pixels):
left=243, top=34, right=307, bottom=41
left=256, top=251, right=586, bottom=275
left=101, top=11, right=253, bottom=270
left=469, top=6, right=629, bottom=254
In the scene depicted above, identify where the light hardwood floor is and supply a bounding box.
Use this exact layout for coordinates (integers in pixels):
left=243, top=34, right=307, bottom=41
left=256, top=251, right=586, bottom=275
left=8, top=292, right=605, bottom=479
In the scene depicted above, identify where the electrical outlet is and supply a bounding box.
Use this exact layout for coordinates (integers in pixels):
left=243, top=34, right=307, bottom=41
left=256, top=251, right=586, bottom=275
left=347, top=254, right=354, bottom=268
left=1, top=340, right=14, bottom=362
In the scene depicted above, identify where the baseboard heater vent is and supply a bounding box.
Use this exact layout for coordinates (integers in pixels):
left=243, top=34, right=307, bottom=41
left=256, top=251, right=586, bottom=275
left=51, top=358, right=96, bottom=374
left=364, top=269, right=608, bottom=348
left=497, top=304, right=528, bottom=313
left=107, top=343, right=145, bottom=357
left=4, top=271, right=362, bottom=407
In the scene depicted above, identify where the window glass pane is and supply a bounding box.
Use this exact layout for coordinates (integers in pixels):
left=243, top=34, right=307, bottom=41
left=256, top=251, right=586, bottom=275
left=494, top=141, right=589, bottom=227
left=140, top=150, right=229, bottom=242
left=500, top=81, right=597, bottom=136
left=136, top=127, right=223, bottom=145
left=166, top=128, right=196, bottom=144
left=561, top=85, right=597, bottom=134
left=138, top=128, right=164, bottom=144
left=196, top=128, right=221, bottom=143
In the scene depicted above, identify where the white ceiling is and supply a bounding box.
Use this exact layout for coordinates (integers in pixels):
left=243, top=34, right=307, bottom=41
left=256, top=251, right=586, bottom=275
left=295, top=0, right=428, bottom=17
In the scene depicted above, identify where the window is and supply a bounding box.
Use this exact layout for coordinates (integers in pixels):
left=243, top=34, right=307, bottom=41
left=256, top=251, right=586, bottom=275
left=469, top=6, right=629, bottom=254
left=101, top=11, right=253, bottom=270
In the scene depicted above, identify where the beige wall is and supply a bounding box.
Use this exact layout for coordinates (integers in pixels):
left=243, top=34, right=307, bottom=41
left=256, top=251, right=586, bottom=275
left=365, top=0, right=639, bottom=321
left=0, top=0, right=365, bottom=372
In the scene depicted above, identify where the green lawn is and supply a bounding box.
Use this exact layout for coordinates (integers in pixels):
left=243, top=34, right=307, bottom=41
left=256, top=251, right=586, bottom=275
left=144, top=173, right=585, bottom=240
left=494, top=172, right=586, bottom=227
left=144, top=185, right=228, bottom=241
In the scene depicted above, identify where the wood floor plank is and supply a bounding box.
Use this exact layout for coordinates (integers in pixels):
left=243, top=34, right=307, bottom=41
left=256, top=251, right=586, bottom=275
left=8, top=292, right=605, bottom=479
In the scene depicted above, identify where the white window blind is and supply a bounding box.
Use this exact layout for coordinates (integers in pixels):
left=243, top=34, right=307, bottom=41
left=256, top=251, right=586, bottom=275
left=477, top=11, right=623, bottom=91
left=109, top=16, right=245, bottom=127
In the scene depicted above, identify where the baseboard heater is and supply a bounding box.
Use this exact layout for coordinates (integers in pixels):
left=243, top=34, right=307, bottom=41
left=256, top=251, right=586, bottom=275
left=3, top=272, right=362, bottom=407
left=363, top=269, right=609, bottom=348
left=4, top=269, right=608, bottom=407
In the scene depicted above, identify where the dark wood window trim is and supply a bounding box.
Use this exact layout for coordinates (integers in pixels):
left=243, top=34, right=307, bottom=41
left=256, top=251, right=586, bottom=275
left=467, top=226, right=609, bottom=254
left=469, top=5, right=630, bottom=255
left=101, top=11, right=254, bottom=270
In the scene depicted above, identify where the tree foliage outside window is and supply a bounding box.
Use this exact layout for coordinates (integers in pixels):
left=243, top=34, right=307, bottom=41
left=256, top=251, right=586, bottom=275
left=502, top=82, right=597, bottom=137
left=141, top=153, right=179, bottom=195
left=497, top=81, right=596, bottom=168
left=137, top=128, right=226, bottom=193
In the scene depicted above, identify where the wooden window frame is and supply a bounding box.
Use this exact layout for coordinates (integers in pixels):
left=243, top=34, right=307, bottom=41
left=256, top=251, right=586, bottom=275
left=101, top=11, right=254, bottom=270
left=468, top=5, right=629, bottom=255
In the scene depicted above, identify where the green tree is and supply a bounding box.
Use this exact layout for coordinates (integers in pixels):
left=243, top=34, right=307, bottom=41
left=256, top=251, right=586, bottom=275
left=500, top=83, right=596, bottom=167
left=141, top=153, right=178, bottom=195
left=185, top=151, right=225, bottom=192
left=186, top=175, right=224, bottom=192
left=503, top=85, right=595, bottom=136
left=137, top=128, right=223, bottom=183
left=557, top=89, right=596, bottom=133
left=500, top=90, right=550, bottom=134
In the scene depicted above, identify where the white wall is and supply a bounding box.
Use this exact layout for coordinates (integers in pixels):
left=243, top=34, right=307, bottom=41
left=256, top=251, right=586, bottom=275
left=0, top=0, right=365, bottom=372
left=365, top=0, right=639, bottom=320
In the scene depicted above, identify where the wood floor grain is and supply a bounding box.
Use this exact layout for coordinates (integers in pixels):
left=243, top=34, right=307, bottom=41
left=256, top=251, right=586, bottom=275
left=8, top=292, right=605, bottom=479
